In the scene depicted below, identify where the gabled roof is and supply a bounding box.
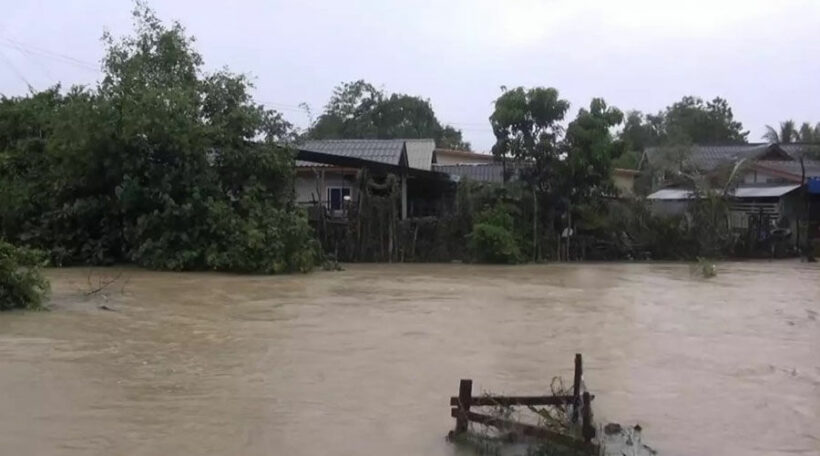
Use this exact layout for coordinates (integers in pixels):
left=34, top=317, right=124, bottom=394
left=404, top=139, right=436, bottom=171
left=299, top=139, right=407, bottom=167
left=644, top=143, right=790, bottom=172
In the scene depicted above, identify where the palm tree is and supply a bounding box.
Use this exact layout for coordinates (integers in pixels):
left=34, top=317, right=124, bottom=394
left=797, top=122, right=820, bottom=142
left=762, top=120, right=798, bottom=143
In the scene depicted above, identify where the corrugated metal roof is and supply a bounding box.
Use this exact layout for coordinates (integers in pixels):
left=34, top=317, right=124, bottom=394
left=299, top=139, right=406, bottom=166
left=433, top=163, right=506, bottom=183
left=404, top=139, right=436, bottom=171
left=644, top=144, right=773, bottom=171
left=648, top=185, right=800, bottom=200
left=647, top=188, right=694, bottom=200
left=734, top=185, right=800, bottom=198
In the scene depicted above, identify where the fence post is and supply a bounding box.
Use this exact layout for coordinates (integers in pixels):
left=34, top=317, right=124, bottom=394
left=572, top=353, right=582, bottom=423
left=455, top=379, right=473, bottom=434
left=582, top=391, right=595, bottom=442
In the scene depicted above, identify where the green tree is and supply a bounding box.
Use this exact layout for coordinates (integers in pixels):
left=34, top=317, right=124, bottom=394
left=309, top=80, right=471, bottom=149
left=797, top=122, right=820, bottom=142
left=618, top=96, right=748, bottom=155
left=562, top=98, right=625, bottom=201
left=619, top=110, right=662, bottom=152
left=763, top=120, right=798, bottom=143
left=489, top=86, right=570, bottom=258
left=0, top=3, right=319, bottom=273
left=662, top=96, right=748, bottom=144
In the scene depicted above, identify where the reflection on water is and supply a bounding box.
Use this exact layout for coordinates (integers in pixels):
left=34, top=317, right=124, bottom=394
left=0, top=262, right=818, bottom=456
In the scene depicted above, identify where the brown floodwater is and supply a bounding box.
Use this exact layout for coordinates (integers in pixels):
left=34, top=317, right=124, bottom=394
left=0, top=262, right=818, bottom=456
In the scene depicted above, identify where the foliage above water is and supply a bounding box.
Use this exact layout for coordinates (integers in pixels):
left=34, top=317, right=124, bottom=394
left=469, top=204, right=523, bottom=264
left=308, top=79, right=471, bottom=150
left=0, top=240, right=50, bottom=310
left=0, top=4, right=320, bottom=273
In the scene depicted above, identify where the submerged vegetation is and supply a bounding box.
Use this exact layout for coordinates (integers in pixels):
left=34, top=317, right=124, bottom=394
left=0, top=240, right=50, bottom=310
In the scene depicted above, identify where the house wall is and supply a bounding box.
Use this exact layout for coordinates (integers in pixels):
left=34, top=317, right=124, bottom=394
left=435, top=151, right=494, bottom=165
left=295, top=169, right=357, bottom=207
left=742, top=169, right=791, bottom=184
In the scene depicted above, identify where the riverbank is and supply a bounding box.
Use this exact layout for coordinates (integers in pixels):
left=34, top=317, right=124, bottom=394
left=1, top=262, right=818, bottom=455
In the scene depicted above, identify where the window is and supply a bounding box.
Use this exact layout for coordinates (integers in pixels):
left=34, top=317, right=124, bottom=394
left=327, top=187, right=351, bottom=211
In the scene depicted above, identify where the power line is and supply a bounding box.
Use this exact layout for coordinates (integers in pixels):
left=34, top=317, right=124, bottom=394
left=0, top=37, right=100, bottom=73
left=0, top=48, right=33, bottom=91
left=6, top=41, right=56, bottom=84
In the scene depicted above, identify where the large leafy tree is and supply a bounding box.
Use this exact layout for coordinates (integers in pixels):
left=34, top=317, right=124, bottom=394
left=617, top=96, right=748, bottom=159
left=309, top=80, right=471, bottom=150
left=489, top=86, right=570, bottom=258
left=562, top=98, right=625, bottom=201
left=662, top=96, right=748, bottom=144
left=0, top=4, right=318, bottom=273
left=797, top=122, right=820, bottom=142
left=490, top=86, right=569, bottom=191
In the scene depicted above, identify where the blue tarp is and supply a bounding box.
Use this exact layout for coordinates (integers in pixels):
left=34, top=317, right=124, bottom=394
left=809, top=177, right=820, bottom=194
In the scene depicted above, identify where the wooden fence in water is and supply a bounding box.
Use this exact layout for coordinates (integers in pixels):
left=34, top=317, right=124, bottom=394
left=449, top=353, right=598, bottom=453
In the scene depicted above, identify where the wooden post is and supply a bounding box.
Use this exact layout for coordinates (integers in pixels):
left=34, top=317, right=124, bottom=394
left=401, top=174, right=408, bottom=220
left=571, top=353, right=582, bottom=423
left=582, top=391, right=595, bottom=442
left=455, top=379, right=473, bottom=434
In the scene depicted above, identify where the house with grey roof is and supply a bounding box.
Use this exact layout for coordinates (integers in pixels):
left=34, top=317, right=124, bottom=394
left=644, top=143, right=820, bottom=248
left=295, top=139, right=454, bottom=219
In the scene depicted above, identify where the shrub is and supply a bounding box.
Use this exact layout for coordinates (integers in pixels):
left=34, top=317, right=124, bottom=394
left=0, top=240, right=50, bottom=310
left=469, top=223, right=522, bottom=264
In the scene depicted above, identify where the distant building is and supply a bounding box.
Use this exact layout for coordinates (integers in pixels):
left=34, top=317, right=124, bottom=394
left=644, top=143, right=820, bottom=247
left=295, top=139, right=448, bottom=219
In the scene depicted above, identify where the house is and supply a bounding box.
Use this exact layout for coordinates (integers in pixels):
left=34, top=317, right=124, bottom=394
left=294, top=139, right=452, bottom=219
left=644, top=143, right=820, bottom=247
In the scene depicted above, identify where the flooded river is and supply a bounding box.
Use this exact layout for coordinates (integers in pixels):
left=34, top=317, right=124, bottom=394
left=1, top=262, right=818, bottom=455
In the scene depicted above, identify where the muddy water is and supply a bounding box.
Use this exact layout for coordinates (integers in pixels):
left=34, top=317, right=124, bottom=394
left=0, top=262, right=818, bottom=456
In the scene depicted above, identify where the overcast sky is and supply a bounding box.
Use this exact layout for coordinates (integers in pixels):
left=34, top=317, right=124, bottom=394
left=2, top=0, right=820, bottom=151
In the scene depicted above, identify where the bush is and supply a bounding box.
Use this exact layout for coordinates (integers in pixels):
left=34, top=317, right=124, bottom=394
left=469, top=222, right=522, bottom=264
left=467, top=203, right=523, bottom=264
left=0, top=240, right=50, bottom=310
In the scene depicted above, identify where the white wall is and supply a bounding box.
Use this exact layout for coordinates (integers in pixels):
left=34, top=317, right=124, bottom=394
left=742, top=169, right=789, bottom=184
left=295, top=170, right=357, bottom=206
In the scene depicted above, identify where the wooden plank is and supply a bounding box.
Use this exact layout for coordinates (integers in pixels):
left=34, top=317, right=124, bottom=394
left=454, top=379, right=472, bottom=434
left=449, top=395, right=587, bottom=407
left=572, top=353, right=582, bottom=423
left=450, top=409, right=598, bottom=454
